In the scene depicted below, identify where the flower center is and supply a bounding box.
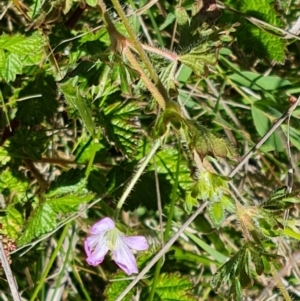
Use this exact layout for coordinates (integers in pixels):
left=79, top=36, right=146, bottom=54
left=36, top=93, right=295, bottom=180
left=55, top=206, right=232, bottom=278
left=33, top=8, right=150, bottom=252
left=106, top=228, right=122, bottom=250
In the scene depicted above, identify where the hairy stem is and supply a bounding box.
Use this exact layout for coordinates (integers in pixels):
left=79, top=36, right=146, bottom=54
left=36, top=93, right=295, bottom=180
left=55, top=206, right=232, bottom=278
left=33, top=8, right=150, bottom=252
left=123, top=47, right=166, bottom=109
left=114, top=137, right=163, bottom=219
left=110, top=0, right=169, bottom=104
left=97, top=0, right=166, bottom=109
left=131, top=43, right=178, bottom=61
left=270, top=264, right=292, bottom=301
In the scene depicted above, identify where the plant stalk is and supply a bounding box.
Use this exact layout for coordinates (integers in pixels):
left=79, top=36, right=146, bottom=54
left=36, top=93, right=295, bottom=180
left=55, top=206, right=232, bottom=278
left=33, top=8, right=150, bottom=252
left=114, top=137, right=163, bottom=219
left=149, top=148, right=181, bottom=301
left=109, top=0, right=170, bottom=104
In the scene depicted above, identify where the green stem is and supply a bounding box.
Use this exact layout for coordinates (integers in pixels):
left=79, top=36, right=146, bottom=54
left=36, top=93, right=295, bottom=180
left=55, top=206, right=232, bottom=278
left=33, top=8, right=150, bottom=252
left=109, top=0, right=170, bottom=103
left=270, top=263, right=292, bottom=301
left=85, top=131, right=101, bottom=180
left=30, top=223, right=71, bottom=301
left=149, top=148, right=181, bottom=301
left=123, top=47, right=166, bottom=109
left=114, top=137, right=163, bottom=220
left=146, top=5, right=164, bottom=46
left=49, top=226, right=75, bottom=301
left=97, top=0, right=167, bottom=109
left=110, top=0, right=157, bottom=82
left=97, top=0, right=126, bottom=52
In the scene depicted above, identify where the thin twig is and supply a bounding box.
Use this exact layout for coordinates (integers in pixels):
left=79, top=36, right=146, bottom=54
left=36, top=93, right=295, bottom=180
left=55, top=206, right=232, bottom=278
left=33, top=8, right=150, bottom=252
left=115, top=201, right=208, bottom=301
left=228, top=96, right=300, bottom=178
left=153, top=158, right=164, bottom=245
left=0, top=240, right=21, bottom=301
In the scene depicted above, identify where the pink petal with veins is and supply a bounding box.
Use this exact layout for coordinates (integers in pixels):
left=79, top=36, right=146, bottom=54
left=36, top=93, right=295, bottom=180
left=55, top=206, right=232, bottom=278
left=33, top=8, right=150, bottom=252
left=122, top=236, right=149, bottom=251
left=89, top=217, right=115, bottom=235
left=112, top=237, right=138, bottom=275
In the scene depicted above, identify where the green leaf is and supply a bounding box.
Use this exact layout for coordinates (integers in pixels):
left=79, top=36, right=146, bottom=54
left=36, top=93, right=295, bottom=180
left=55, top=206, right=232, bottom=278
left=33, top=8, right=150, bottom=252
left=60, top=81, right=96, bottom=138
left=18, top=193, right=93, bottom=245
left=104, top=272, right=134, bottom=301
left=0, top=32, right=45, bottom=55
left=150, top=273, right=196, bottom=301
left=0, top=206, right=23, bottom=240
left=154, top=148, right=192, bottom=190
left=102, top=101, right=142, bottom=158
left=0, top=144, right=11, bottom=165
left=18, top=203, right=57, bottom=245
left=179, top=43, right=220, bottom=77
left=283, top=227, right=300, bottom=241
left=74, top=136, right=103, bottom=164
left=47, top=194, right=94, bottom=214
left=170, top=246, right=219, bottom=266
left=1, top=53, right=22, bottom=82
left=184, top=231, right=227, bottom=263
left=251, top=104, right=283, bottom=152
left=0, top=169, right=28, bottom=199
left=46, top=169, right=88, bottom=197
left=281, top=125, right=300, bottom=151
left=229, top=72, right=291, bottom=91
left=86, top=0, right=97, bottom=7
left=222, top=0, right=286, bottom=62
left=208, top=201, right=225, bottom=227
left=0, top=32, right=45, bottom=82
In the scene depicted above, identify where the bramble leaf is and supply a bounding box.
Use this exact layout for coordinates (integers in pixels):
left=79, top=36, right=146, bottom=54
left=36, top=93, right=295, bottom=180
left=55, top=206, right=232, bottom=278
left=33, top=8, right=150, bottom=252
left=183, top=121, right=237, bottom=160
left=0, top=143, right=11, bottom=165
left=211, top=243, right=282, bottom=299
left=0, top=206, right=23, bottom=240
left=60, top=81, right=96, bottom=138
left=178, top=42, right=220, bottom=77
left=104, top=272, right=134, bottom=301
left=0, top=169, right=28, bottom=201
left=47, top=194, right=94, bottom=214
left=149, top=273, right=196, bottom=301
left=46, top=169, right=88, bottom=198
left=102, top=101, right=142, bottom=158
left=1, top=53, right=22, bottom=82
left=18, top=193, right=93, bottom=245
left=209, top=201, right=225, bottom=227
left=0, top=32, right=45, bottom=82
left=8, top=126, right=49, bottom=159
left=18, top=203, right=57, bottom=245
left=16, top=74, right=58, bottom=126
left=222, top=0, right=286, bottom=62
left=175, top=7, right=190, bottom=26
left=0, top=32, right=45, bottom=55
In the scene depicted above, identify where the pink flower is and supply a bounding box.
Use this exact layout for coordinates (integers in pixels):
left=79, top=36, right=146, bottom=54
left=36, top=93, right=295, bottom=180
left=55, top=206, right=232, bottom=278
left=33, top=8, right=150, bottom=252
left=84, top=217, right=149, bottom=275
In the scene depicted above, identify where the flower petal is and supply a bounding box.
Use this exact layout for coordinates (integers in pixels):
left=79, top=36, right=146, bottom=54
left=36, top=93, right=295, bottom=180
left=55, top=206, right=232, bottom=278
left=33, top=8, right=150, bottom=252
left=122, top=236, right=149, bottom=251
left=112, top=237, right=138, bottom=275
left=85, top=236, right=108, bottom=266
left=90, top=217, right=115, bottom=235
